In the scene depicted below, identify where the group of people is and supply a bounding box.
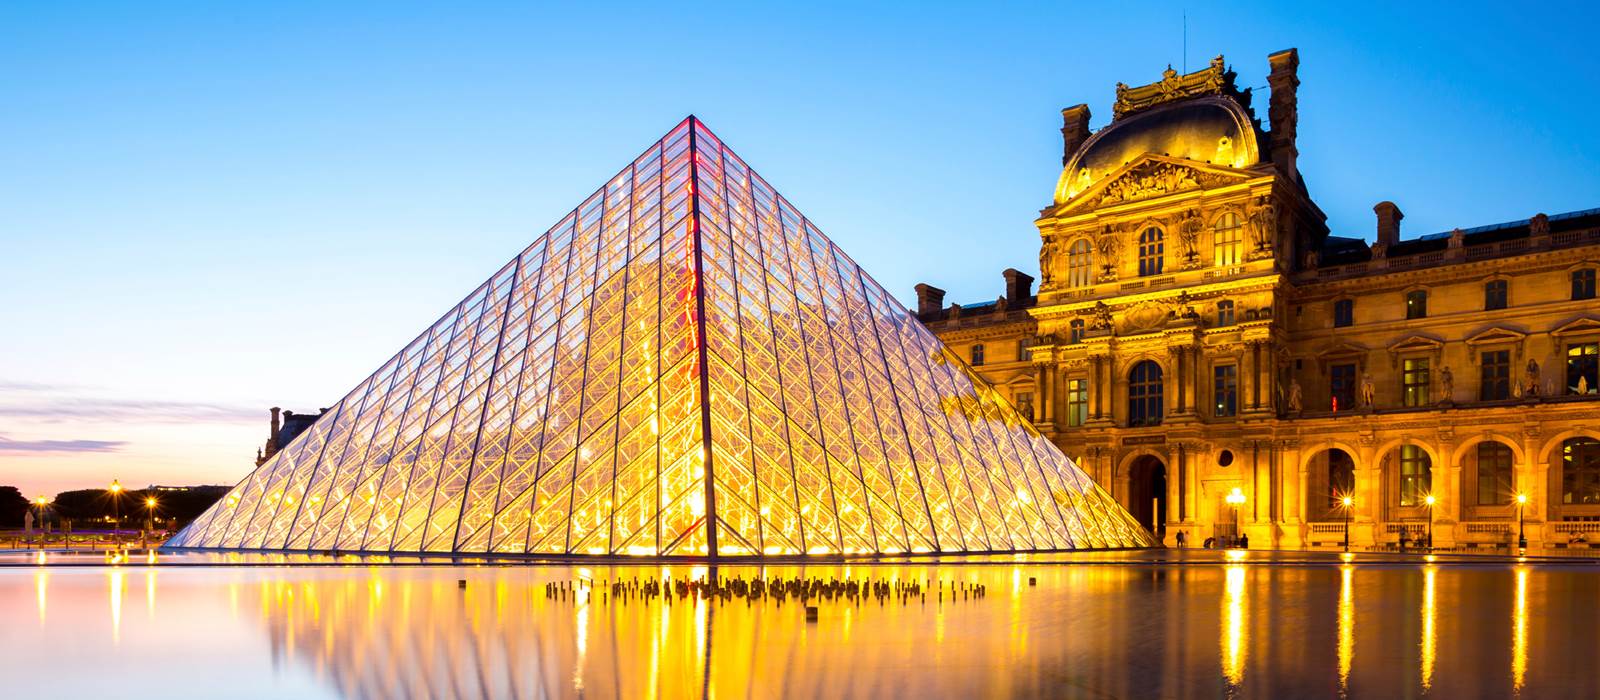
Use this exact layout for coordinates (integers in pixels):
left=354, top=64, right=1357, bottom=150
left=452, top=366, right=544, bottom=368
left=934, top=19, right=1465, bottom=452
left=1171, top=531, right=1248, bottom=549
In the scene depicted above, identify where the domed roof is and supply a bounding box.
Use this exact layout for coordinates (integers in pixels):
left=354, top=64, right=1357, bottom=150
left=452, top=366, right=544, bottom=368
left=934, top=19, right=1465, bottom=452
left=1055, top=96, right=1261, bottom=203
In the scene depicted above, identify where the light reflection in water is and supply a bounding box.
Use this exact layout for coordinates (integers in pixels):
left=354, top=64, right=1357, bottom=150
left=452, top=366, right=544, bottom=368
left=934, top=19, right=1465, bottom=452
left=1222, top=562, right=1247, bottom=686
left=1420, top=566, right=1436, bottom=692
left=1338, top=565, right=1353, bottom=693
left=9, top=559, right=1597, bottom=698
left=1513, top=566, right=1528, bottom=692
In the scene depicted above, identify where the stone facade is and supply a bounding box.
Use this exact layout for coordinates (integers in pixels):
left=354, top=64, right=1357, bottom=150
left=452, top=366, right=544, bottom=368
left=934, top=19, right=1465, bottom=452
left=919, top=49, right=1600, bottom=550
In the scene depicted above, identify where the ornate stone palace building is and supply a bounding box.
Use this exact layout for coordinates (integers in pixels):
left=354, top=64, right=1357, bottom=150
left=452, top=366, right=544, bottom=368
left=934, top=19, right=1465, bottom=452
left=917, top=50, right=1600, bottom=550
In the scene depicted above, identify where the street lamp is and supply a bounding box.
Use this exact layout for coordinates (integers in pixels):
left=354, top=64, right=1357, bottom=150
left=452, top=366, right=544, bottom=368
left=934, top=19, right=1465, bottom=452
left=1341, top=496, right=1354, bottom=552
left=1424, top=494, right=1437, bottom=550
left=1225, top=487, right=1247, bottom=548
left=109, top=479, right=123, bottom=545
left=145, top=497, right=158, bottom=531
left=1516, top=493, right=1529, bottom=554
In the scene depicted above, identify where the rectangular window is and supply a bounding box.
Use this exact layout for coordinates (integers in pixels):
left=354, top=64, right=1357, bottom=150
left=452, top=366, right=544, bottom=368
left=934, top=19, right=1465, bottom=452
left=1484, top=280, right=1508, bottom=310
left=1014, top=391, right=1034, bottom=421
left=1480, top=350, right=1511, bottom=401
left=1405, top=290, right=1428, bottom=320
left=970, top=344, right=985, bottom=366
left=1330, top=363, right=1357, bottom=411
left=1403, top=357, right=1431, bottom=407
left=1574, top=269, right=1597, bottom=301
left=1016, top=337, right=1033, bottom=363
left=1069, top=320, right=1085, bottom=344
left=1399, top=444, right=1431, bottom=507
left=1569, top=343, right=1599, bottom=395
left=1216, top=301, right=1235, bottom=327
left=1066, top=379, right=1088, bottom=427
left=1213, top=365, right=1237, bottom=418
left=1333, top=299, right=1354, bottom=328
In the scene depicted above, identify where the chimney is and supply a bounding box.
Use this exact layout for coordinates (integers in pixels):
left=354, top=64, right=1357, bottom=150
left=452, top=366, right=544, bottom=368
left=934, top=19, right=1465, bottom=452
left=1002, top=269, right=1034, bottom=307
left=1061, top=104, right=1092, bottom=166
left=1374, top=201, right=1404, bottom=247
left=914, top=283, right=946, bottom=317
left=269, top=407, right=282, bottom=438
left=1267, top=49, right=1300, bottom=179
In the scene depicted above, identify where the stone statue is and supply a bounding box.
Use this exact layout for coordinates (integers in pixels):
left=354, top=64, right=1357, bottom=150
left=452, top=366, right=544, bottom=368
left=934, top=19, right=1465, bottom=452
left=1439, top=365, right=1454, bottom=403
left=1360, top=372, right=1376, bottom=408
left=1247, top=199, right=1278, bottom=252
left=1090, top=301, right=1115, bottom=331
left=1177, top=209, right=1203, bottom=262
left=1448, top=228, right=1465, bottom=249
left=1525, top=359, right=1541, bottom=397
left=1288, top=378, right=1303, bottom=413
left=1039, top=240, right=1057, bottom=283
left=1096, top=226, right=1123, bottom=279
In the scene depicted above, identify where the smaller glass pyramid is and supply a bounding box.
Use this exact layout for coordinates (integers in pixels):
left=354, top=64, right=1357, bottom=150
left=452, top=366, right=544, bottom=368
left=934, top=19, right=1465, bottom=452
left=166, top=117, right=1155, bottom=557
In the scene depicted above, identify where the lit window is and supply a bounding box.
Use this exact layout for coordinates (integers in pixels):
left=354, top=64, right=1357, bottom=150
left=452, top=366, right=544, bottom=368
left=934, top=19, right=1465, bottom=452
left=1016, top=337, right=1033, bottom=363
left=1138, top=227, right=1165, bottom=277
left=1067, top=239, right=1094, bottom=288
left=1069, top=319, right=1085, bottom=344
left=1574, top=269, right=1597, bottom=301
left=1398, top=445, right=1432, bottom=507
left=1213, top=365, right=1237, bottom=418
left=1568, top=343, right=1599, bottom=395
left=1333, top=299, right=1354, bottom=328
left=1475, top=442, right=1513, bottom=506
left=1014, top=391, right=1034, bottom=421
left=1405, top=290, right=1428, bottom=320
left=1484, top=280, right=1508, bottom=310
left=1066, top=379, right=1088, bottom=427
left=1330, top=363, right=1356, bottom=411
left=1327, top=450, right=1355, bottom=511
left=1403, top=358, right=1431, bottom=407
left=1216, top=300, right=1235, bottom=327
left=1213, top=212, right=1243, bottom=267
left=1562, top=437, right=1600, bottom=505
left=970, top=344, right=985, bottom=366
left=1128, top=360, right=1164, bottom=427
left=1480, top=350, right=1511, bottom=401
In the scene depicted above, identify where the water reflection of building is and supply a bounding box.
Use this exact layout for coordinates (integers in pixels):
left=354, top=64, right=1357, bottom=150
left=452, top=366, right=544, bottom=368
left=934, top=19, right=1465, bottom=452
left=920, top=49, right=1600, bottom=550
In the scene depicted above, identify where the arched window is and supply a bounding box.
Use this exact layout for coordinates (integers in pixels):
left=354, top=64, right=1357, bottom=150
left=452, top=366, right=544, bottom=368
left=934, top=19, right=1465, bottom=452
left=970, top=343, right=985, bottom=366
left=1475, top=441, right=1514, bottom=506
left=1067, top=239, right=1093, bottom=288
left=1397, top=445, right=1432, bottom=507
left=1138, top=227, right=1165, bottom=277
left=1213, top=212, right=1243, bottom=267
left=1328, top=449, right=1356, bottom=509
left=1128, top=360, right=1164, bottom=427
left=1561, top=437, right=1600, bottom=505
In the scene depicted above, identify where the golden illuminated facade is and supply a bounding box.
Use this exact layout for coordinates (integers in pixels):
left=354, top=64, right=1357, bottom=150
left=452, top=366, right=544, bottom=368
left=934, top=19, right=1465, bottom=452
left=168, top=118, right=1152, bottom=558
left=921, top=50, right=1600, bottom=550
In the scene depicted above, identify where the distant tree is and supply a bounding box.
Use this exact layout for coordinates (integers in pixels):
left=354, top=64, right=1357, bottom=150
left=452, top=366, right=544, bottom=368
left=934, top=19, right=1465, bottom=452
left=0, top=486, right=28, bottom=527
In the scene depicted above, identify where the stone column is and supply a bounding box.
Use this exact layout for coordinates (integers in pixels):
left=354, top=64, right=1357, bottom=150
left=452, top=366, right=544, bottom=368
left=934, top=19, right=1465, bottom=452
left=1242, top=343, right=1256, bottom=412
left=1041, top=364, right=1055, bottom=424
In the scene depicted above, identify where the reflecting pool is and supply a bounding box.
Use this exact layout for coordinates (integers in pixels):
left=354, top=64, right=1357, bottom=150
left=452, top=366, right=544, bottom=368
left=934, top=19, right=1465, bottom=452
left=3, top=551, right=1598, bottom=698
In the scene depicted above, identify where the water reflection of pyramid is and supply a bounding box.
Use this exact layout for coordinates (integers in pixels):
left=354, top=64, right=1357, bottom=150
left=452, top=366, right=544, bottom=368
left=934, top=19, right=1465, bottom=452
left=167, top=118, right=1154, bottom=557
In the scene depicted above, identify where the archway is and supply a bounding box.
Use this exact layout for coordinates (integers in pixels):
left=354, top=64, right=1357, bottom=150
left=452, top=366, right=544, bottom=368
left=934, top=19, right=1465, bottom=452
left=1127, top=455, right=1168, bottom=537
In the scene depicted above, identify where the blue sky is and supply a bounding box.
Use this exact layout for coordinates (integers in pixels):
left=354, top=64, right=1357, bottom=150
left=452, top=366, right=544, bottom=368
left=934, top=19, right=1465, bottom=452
left=3, top=1, right=1597, bottom=496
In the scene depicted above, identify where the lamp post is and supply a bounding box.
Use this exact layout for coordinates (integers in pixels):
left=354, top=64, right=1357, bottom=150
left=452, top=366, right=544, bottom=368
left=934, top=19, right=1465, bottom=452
left=1424, top=494, right=1437, bottom=550
left=1516, top=493, right=1529, bottom=554
left=1225, top=487, right=1246, bottom=548
left=109, top=479, right=123, bottom=546
left=1341, top=496, right=1354, bottom=552
left=144, top=497, right=158, bottom=532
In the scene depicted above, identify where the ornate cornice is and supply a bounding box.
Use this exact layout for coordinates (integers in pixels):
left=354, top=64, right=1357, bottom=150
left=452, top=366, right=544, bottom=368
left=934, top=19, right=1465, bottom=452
left=1113, top=56, right=1238, bottom=120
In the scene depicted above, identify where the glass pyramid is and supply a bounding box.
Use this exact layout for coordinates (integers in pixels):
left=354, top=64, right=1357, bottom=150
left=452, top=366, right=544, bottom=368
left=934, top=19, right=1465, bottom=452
left=166, top=118, right=1155, bottom=557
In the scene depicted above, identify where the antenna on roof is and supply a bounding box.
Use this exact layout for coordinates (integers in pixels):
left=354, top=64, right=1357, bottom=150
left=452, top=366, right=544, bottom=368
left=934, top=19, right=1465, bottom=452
left=1182, top=10, right=1187, bottom=74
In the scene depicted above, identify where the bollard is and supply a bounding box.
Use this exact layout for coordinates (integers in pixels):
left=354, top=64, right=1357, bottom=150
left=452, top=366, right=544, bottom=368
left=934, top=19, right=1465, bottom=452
left=1029, top=576, right=1037, bottom=586
left=805, top=605, right=819, bottom=622
left=458, top=579, right=467, bottom=589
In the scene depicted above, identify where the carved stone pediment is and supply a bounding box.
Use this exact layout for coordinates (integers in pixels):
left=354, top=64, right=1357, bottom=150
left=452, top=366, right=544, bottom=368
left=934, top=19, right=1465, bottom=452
left=1388, top=334, right=1445, bottom=354
left=1464, top=326, right=1528, bottom=346
left=1063, top=155, right=1244, bottom=211
left=1121, top=301, right=1170, bottom=335
left=1551, top=316, right=1600, bottom=338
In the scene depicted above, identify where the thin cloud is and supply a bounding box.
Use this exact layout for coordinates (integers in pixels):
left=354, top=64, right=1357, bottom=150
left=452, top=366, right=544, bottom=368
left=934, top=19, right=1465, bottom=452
left=0, top=396, right=261, bottom=423
left=0, top=435, right=127, bottom=453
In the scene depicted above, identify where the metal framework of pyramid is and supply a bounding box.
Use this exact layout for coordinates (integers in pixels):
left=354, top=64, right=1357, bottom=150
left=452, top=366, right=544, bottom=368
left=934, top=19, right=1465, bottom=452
left=167, top=118, right=1154, bottom=557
